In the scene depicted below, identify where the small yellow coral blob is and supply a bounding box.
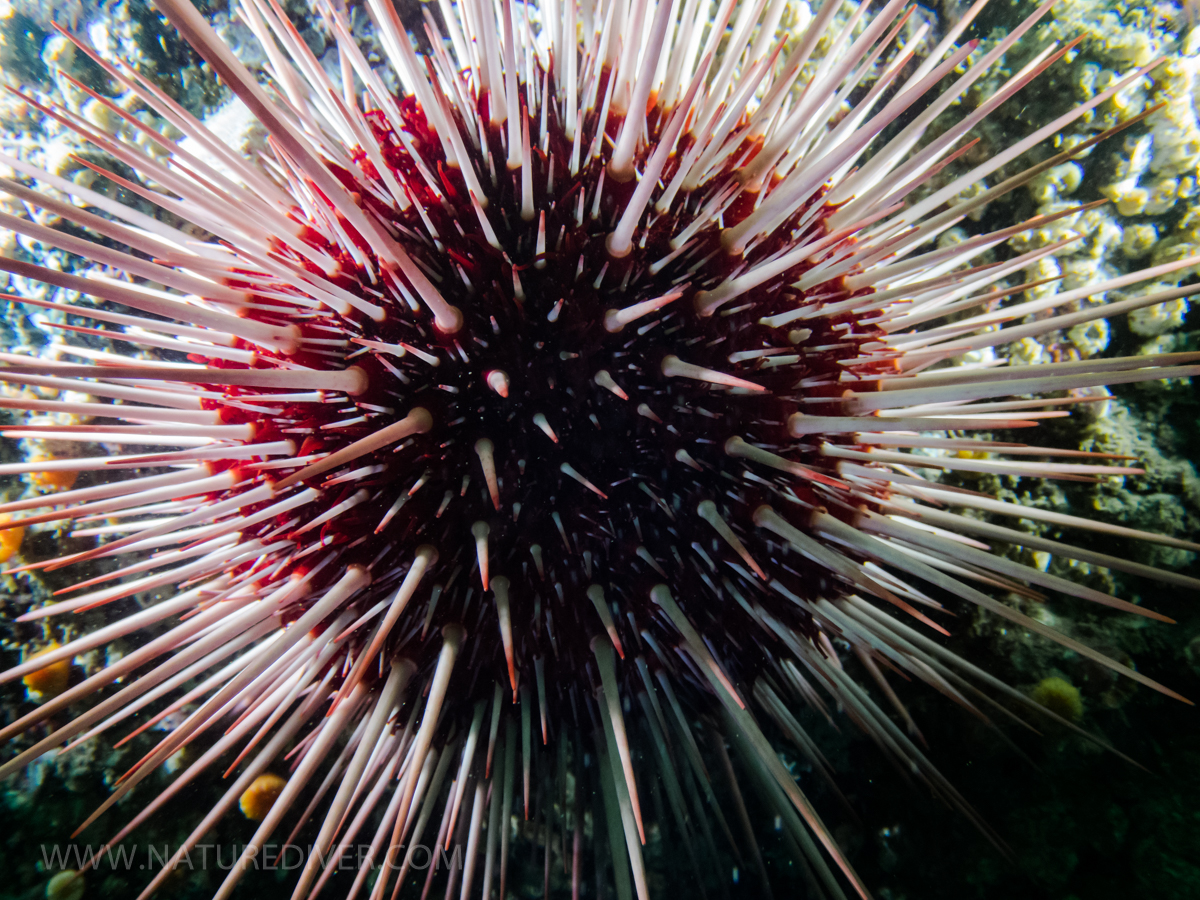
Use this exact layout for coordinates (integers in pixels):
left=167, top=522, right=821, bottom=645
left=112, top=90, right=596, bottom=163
left=1030, top=676, right=1084, bottom=723
left=240, top=772, right=287, bottom=821
left=0, top=514, right=25, bottom=563
left=28, top=456, right=80, bottom=492
left=45, top=870, right=84, bottom=900
left=23, top=643, right=71, bottom=700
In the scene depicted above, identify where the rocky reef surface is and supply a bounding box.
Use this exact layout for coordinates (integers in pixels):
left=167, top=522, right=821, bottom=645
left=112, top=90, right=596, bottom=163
left=0, top=1, right=1197, bottom=899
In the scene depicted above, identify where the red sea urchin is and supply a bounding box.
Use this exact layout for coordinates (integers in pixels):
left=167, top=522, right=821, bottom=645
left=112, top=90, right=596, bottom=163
left=0, top=0, right=1198, bottom=897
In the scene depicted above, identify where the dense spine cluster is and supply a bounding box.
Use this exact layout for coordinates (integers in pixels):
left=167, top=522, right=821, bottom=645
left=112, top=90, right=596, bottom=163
left=0, top=0, right=1197, bottom=898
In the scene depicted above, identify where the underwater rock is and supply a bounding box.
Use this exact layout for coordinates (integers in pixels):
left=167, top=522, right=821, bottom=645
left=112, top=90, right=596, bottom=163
left=0, top=3, right=1195, bottom=900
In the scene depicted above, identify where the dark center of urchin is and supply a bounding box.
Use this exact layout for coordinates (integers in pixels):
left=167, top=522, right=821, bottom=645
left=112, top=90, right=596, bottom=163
left=222, top=78, right=883, bottom=695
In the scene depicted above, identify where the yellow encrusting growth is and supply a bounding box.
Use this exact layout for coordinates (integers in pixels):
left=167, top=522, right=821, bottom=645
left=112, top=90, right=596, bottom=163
left=28, top=456, right=80, bottom=492
left=44, top=869, right=84, bottom=900
left=0, top=514, right=25, bottom=563
left=22, top=643, right=71, bottom=700
left=239, top=773, right=288, bottom=821
left=1031, top=676, right=1085, bottom=722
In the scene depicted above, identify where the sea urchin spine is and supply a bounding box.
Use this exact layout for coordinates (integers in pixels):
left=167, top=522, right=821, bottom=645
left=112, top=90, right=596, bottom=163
left=0, top=0, right=1198, bottom=898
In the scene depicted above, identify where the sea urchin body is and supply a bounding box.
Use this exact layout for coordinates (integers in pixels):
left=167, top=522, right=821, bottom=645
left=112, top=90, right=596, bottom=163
left=0, top=0, right=1197, bottom=898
